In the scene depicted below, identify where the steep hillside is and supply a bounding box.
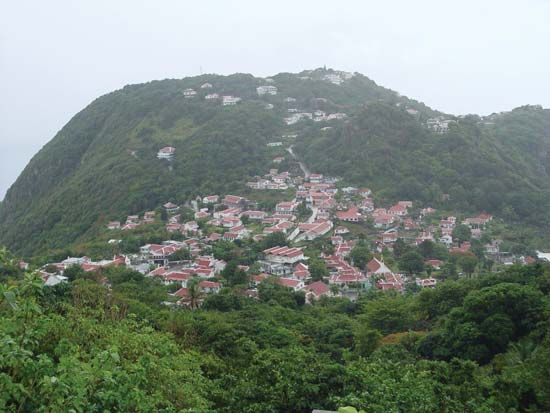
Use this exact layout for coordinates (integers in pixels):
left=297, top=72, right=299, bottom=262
left=1, top=69, right=549, bottom=255
left=294, top=104, right=550, bottom=226
left=1, top=69, right=430, bottom=255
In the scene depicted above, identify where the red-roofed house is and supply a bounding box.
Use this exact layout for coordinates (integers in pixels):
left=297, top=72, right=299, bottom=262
left=157, top=146, right=176, bottom=160
left=304, top=281, right=331, bottom=302
left=222, top=195, right=248, bottom=208
left=163, top=202, right=180, bottom=214
left=199, top=280, right=221, bottom=293
left=450, top=242, right=471, bottom=254
left=203, top=195, right=219, bottom=204
left=276, top=201, right=299, bottom=213
left=277, top=277, right=305, bottom=291
left=336, top=207, right=361, bottom=222
left=308, top=173, right=323, bottom=183
left=373, top=214, right=395, bottom=229
left=389, top=203, right=408, bottom=216
left=263, top=246, right=305, bottom=264
left=366, top=258, right=394, bottom=276
left=296, top=220, right=333, bottom=241
left=142, top=243, right=183, bottom=266
left=195, top=211, right=210, bottom=220
left=293, top=263, right=311, bottom=280
left=425, top=259, right=444, bottom=269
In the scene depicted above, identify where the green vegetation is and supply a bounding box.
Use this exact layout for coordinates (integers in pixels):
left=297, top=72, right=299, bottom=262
left=295, top=105, right=550, bottom=234
left=2, top=251, right=550, bottom=412
left=3, top=71, right=549, bottom=256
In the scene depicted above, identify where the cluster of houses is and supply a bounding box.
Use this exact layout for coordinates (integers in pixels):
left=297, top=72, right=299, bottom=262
left=37, top=255, right=129, bottom=286
left=176, top=71, right=356, bottom=116
left=98, top=147, right=515, bottom=306
left=181, top=82, right=242, bottom=106
left=108, top=211, right=156, bottom=231
left=426, top=117, right=457, bottom=133
left=247, top=168, right=296, bottom=190
left=257, top=85, right=278, bottom=95
left=284, top=111, right=348, bottom=125
left=41, top=158, right=519, bottom=308
left=256, top=244, right=408, bottom=297
left=322, top=71, right=355, bottom=85
left=45, top=117, right=529, bottom=308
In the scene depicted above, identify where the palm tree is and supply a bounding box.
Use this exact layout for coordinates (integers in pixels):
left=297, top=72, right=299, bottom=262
left=506, top=340, right=536, bottom=367
left=187, top=277, right=203, bottom=310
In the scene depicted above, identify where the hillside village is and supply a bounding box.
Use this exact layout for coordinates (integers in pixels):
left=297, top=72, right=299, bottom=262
left=148, top=69, right=455, bottom=143
left=25, top=69, right=549, bottom=308
left=36, top=122, right=544, bottom=307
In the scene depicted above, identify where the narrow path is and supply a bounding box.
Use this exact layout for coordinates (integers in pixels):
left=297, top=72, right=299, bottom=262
left=285, top=145, right=318, bottom=243
left=286, top=145, right=310, bottom=178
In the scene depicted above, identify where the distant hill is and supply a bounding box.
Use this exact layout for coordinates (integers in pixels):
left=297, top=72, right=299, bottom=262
left=295, top=104, right=550, bottom=224
left=0, top=69, right=548, bottom=255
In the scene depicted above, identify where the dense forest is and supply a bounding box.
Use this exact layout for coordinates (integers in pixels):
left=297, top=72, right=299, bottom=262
left=1, top=69, right=550, bottom=256
left=1, top=248, right=550, bottom=412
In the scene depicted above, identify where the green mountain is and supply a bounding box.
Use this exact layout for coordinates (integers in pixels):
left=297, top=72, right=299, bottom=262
left=295, top=104, right=550, bottom=224
left=1, top=69, right=549, bottom=255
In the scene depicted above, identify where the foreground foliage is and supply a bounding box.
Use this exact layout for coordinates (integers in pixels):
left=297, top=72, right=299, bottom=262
left=1, top=258, right=550, bottom=412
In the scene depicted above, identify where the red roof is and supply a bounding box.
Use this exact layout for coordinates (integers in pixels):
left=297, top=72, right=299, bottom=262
left=305, top=281, right=330, bottom=296
left=199, top=280, right=221, bottom=289
left=336, top=207, right=361, bottom=220
left=174, top=287, right=189, bottom=298
left=425, top=259, right=444, bottom=268
left=367, top=258, right=381, bottom=273
left=223, top=195, right=245, bottom=204
left=263, top=246, right=303, bottom=258
left=159, top=146, right=176, bottom=154
left=165, top=272, right=193, bottom=282
left=277, top=278, right=302, bottom=288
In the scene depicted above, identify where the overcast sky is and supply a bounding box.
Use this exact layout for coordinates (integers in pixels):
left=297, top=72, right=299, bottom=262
left=1, top=0, right=549, bottom=200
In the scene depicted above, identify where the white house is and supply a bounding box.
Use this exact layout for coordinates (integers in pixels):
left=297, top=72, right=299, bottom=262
left=323, top=73, right=343, bottom=85
left=157, top=146, right=176, bottom=160
left=222, top=96, right=241, bottom=106
left=183, top=88, right=197, bottom=98
left=439, top=234, right=453, bottom=247
left=163, top=202, right=180, bottom=214
left=257, top=85, right=278, bottom=95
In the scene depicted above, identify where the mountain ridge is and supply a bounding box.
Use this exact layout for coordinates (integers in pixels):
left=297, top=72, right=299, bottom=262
left=1, top=68, right=549, bottom=255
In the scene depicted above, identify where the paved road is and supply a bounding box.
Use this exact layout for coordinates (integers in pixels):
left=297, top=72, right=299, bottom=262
left=307, top=207, right=318, bottom=223
left=286, top=145, right=310, bottom=178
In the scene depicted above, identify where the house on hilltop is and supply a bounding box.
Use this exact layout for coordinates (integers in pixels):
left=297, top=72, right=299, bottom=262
left=157, top=146, right=176, bottom=160
left=222, top=95, right=241, bottom=106
left=183, top=88, right=197, bottom=98
left=163, top=202, right=180, bottom=214
left=257, top=85, right=278, bottom=95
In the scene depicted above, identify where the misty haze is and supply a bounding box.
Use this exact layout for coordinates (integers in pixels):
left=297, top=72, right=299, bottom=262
left=1, top=1, right=550, bottom=412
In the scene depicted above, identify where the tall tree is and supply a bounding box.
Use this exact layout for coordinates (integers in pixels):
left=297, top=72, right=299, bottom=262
left=399, top=251, right=425, bottom=276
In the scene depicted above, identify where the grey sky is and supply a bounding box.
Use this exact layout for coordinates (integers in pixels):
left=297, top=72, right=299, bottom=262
left=1, top=0, right=549, bottom=200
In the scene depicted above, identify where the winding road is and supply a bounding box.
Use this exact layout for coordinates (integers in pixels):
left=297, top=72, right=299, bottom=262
left=286, top=145, right=310, bottom=179
left=285, top=145, right=318, bottom=242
